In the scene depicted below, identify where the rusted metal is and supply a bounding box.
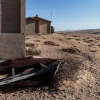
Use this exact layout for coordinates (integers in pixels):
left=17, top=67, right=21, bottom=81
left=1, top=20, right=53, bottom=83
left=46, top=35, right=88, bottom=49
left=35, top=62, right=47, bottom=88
left=0, top=57, right=55, bottom=72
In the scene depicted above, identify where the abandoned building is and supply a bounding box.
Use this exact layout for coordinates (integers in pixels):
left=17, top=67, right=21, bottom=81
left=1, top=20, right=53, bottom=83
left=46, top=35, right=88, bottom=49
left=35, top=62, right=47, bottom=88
left=26, top=15, right=54, bottom=35
left=0, top=0, right=26, bottom=59
left=26, top=17, right=39, bottom=34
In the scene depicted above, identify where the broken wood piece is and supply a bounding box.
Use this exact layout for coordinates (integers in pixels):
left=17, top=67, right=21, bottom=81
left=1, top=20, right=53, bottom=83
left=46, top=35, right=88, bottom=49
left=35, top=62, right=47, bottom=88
left=0, top=58, right=60, bottom=86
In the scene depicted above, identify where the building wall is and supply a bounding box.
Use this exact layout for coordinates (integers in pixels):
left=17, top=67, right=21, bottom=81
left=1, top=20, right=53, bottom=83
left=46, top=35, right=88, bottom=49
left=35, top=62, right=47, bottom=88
left=0, top=0, right=26, bottom=59
left=0, top=0, right=20, bottom=33
left=26, top=19, right=39, bottom=35
left=0, top=34, right=25, bottom=59
left=47, top=21, right=51, bottom=33
left=39, top=20, right=51, bottom=35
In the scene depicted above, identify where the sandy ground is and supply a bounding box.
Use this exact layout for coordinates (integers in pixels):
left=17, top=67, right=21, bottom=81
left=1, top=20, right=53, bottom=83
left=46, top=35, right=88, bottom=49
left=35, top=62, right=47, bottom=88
left=0, top=33, right=100, bottom=100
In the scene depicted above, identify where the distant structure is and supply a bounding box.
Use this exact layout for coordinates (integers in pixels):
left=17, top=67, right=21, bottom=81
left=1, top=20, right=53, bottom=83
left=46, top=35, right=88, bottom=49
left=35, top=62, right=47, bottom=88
left=0, top=0, right=26, bottom=59
left=26, top=15, right=54, bottom=35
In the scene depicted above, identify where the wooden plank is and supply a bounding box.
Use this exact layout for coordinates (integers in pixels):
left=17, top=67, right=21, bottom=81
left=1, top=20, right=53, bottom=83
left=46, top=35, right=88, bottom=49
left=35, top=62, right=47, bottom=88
left=0, top=57, right=55, bottom=72
left=0, top=62, right=58, bottom=86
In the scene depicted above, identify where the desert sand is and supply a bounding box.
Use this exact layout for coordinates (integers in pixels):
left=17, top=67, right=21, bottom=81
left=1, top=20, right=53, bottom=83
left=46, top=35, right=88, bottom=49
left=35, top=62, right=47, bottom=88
left=0, top=33, right=100, bottom=100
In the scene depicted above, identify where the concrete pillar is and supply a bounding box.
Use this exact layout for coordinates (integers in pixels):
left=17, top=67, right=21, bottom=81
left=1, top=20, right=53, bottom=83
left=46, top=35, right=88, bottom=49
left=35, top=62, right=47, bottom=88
left=21, top=0, right=26, bottom=33
left=0, top=0, right=26, bottom=59
left=0, top=0, right=1, bottom=33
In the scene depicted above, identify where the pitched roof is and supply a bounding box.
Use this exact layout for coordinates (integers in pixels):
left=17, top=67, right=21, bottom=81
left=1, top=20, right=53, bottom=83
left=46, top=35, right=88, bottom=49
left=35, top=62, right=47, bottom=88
left=26, top=17, right=39, bottom=21
left=33, top=15, right=51, bottom=22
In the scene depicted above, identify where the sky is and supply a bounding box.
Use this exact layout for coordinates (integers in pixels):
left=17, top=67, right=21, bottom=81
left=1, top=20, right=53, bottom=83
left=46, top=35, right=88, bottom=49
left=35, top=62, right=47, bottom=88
left=26, top=0, right=100, bottom=31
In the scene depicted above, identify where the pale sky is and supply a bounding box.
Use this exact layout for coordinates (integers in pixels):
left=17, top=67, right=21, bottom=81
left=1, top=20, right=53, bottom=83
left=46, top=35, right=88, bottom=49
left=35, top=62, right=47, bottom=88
left=26, top=0, right=100, bottom=31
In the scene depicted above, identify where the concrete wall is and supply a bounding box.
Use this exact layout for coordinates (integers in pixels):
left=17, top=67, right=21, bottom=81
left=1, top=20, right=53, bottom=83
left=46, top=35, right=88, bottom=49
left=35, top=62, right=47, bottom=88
left=39, top=20, right=51, bottom=35
left=0, top=0, right=25, bottom=33
left=0, top=34, right=25, bottom=59
left=26, top=18, right=39, bottom=35
left=47, top=21, right=51, bottom=33
left=20, top=0, right=26, bottom=33
left=0, top=0, right=20, bottom=33
left=0, top=0, right=26, bottom=59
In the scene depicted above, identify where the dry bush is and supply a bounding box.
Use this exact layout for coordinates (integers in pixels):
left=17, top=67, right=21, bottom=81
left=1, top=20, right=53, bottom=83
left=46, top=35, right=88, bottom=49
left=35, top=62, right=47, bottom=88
left=88, top=43, right=95, bottom=47
left=26, top=48, right=41, bottom=56
left=95, top=37, right=100, bottom=40
left=61, top=47, right=81, bottom=55
left=61, top=47, right=93, bottom=62
left=26, top=43, right=35, bottom=47
left=26, top=38, right=30, bottom=40
left=52, top=57, right=82, bottom=89
left=59, top=38, right=63, bottom=41
left=44, top=41, right=59, bottom=46
left=34, top=40, right=41, bottom=42
left=66, top=38, right=71, bottom=40
left=75, top=38, right=80, bottom=41
left=81, top=52, right=93, bottom=62
left=72, top=35, right=79, bottom=37
left=97, top=44, right=100, bottom=47
left=26, top=43, right=38, bottom=48
left=92, top=32, right=100, bottom=34
left=83, top=39, right=94, bottom=43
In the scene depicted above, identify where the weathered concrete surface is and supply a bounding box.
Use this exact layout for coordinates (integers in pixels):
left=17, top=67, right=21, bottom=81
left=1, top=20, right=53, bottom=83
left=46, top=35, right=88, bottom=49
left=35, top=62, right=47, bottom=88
left=26, top=18, right=39, bottom=35
left=21, top=0, right=26, bottom=33
left=0, top=34, right=26, bottom=59
left=0, top=0, right=20, bottom=33
left=0, top=0, right=26, bottom=59
left=0, top=0, right=26, bottom=33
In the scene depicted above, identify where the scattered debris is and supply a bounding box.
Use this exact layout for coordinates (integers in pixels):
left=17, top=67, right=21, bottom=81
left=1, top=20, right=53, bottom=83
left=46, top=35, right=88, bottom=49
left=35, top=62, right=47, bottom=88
left=0, top=57, right=63, bottom=89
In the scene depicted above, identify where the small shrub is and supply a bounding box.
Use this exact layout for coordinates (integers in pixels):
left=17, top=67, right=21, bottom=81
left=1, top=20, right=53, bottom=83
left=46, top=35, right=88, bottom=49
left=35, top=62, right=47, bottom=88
left=26, top=38, right=30, bottom=40
left=82, top=53, right=93, bottom=61
left=26, top=48, right=41, bottom=56
left=59, top=38, right=63, bottom=41
left=72, top=35, right=78, bottom=37
left=32, top=49, right=41, bottom=56
left=26, top=43, right=38, bottom=48
left=97, top=44, right=100, bottom=47
left=52, top=57, right=82, bottom=89
left=75, top=38, right=80, bottom=41
left=26, top=43, right=35, bottom=47
left=61, top=47, right=81, bottom=55
left=34, top=40, right=41, bottom=42
left=83, top=39, right=94, bottom=43
left=44, top=41, right=59, bottom=46
left=66, top=38, right=71, bottom=40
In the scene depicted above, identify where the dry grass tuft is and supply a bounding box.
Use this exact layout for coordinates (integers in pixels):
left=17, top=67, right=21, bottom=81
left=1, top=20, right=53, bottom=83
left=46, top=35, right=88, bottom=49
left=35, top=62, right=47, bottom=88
left=34, top=40, right=41, bottom=42
left=26, top=48, right=41, bottom=56
left=26, top=43, right=35, bottom=48
left=44, top=41, right=59, bottom=46
left=61, top=47, right=81, bottom=55
left=52, top=57, right=82, bottom=89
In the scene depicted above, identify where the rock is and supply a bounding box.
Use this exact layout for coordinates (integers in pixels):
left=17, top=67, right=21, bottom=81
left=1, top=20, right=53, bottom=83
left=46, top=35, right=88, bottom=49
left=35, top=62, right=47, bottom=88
left=63, top=80, right=71, bottom=87
left=58, top=85, right=66, bottom=91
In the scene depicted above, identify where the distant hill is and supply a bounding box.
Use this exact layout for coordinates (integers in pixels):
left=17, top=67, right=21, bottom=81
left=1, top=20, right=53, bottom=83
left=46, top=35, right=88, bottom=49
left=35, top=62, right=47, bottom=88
left=56, top=29, right=100, bottom=34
